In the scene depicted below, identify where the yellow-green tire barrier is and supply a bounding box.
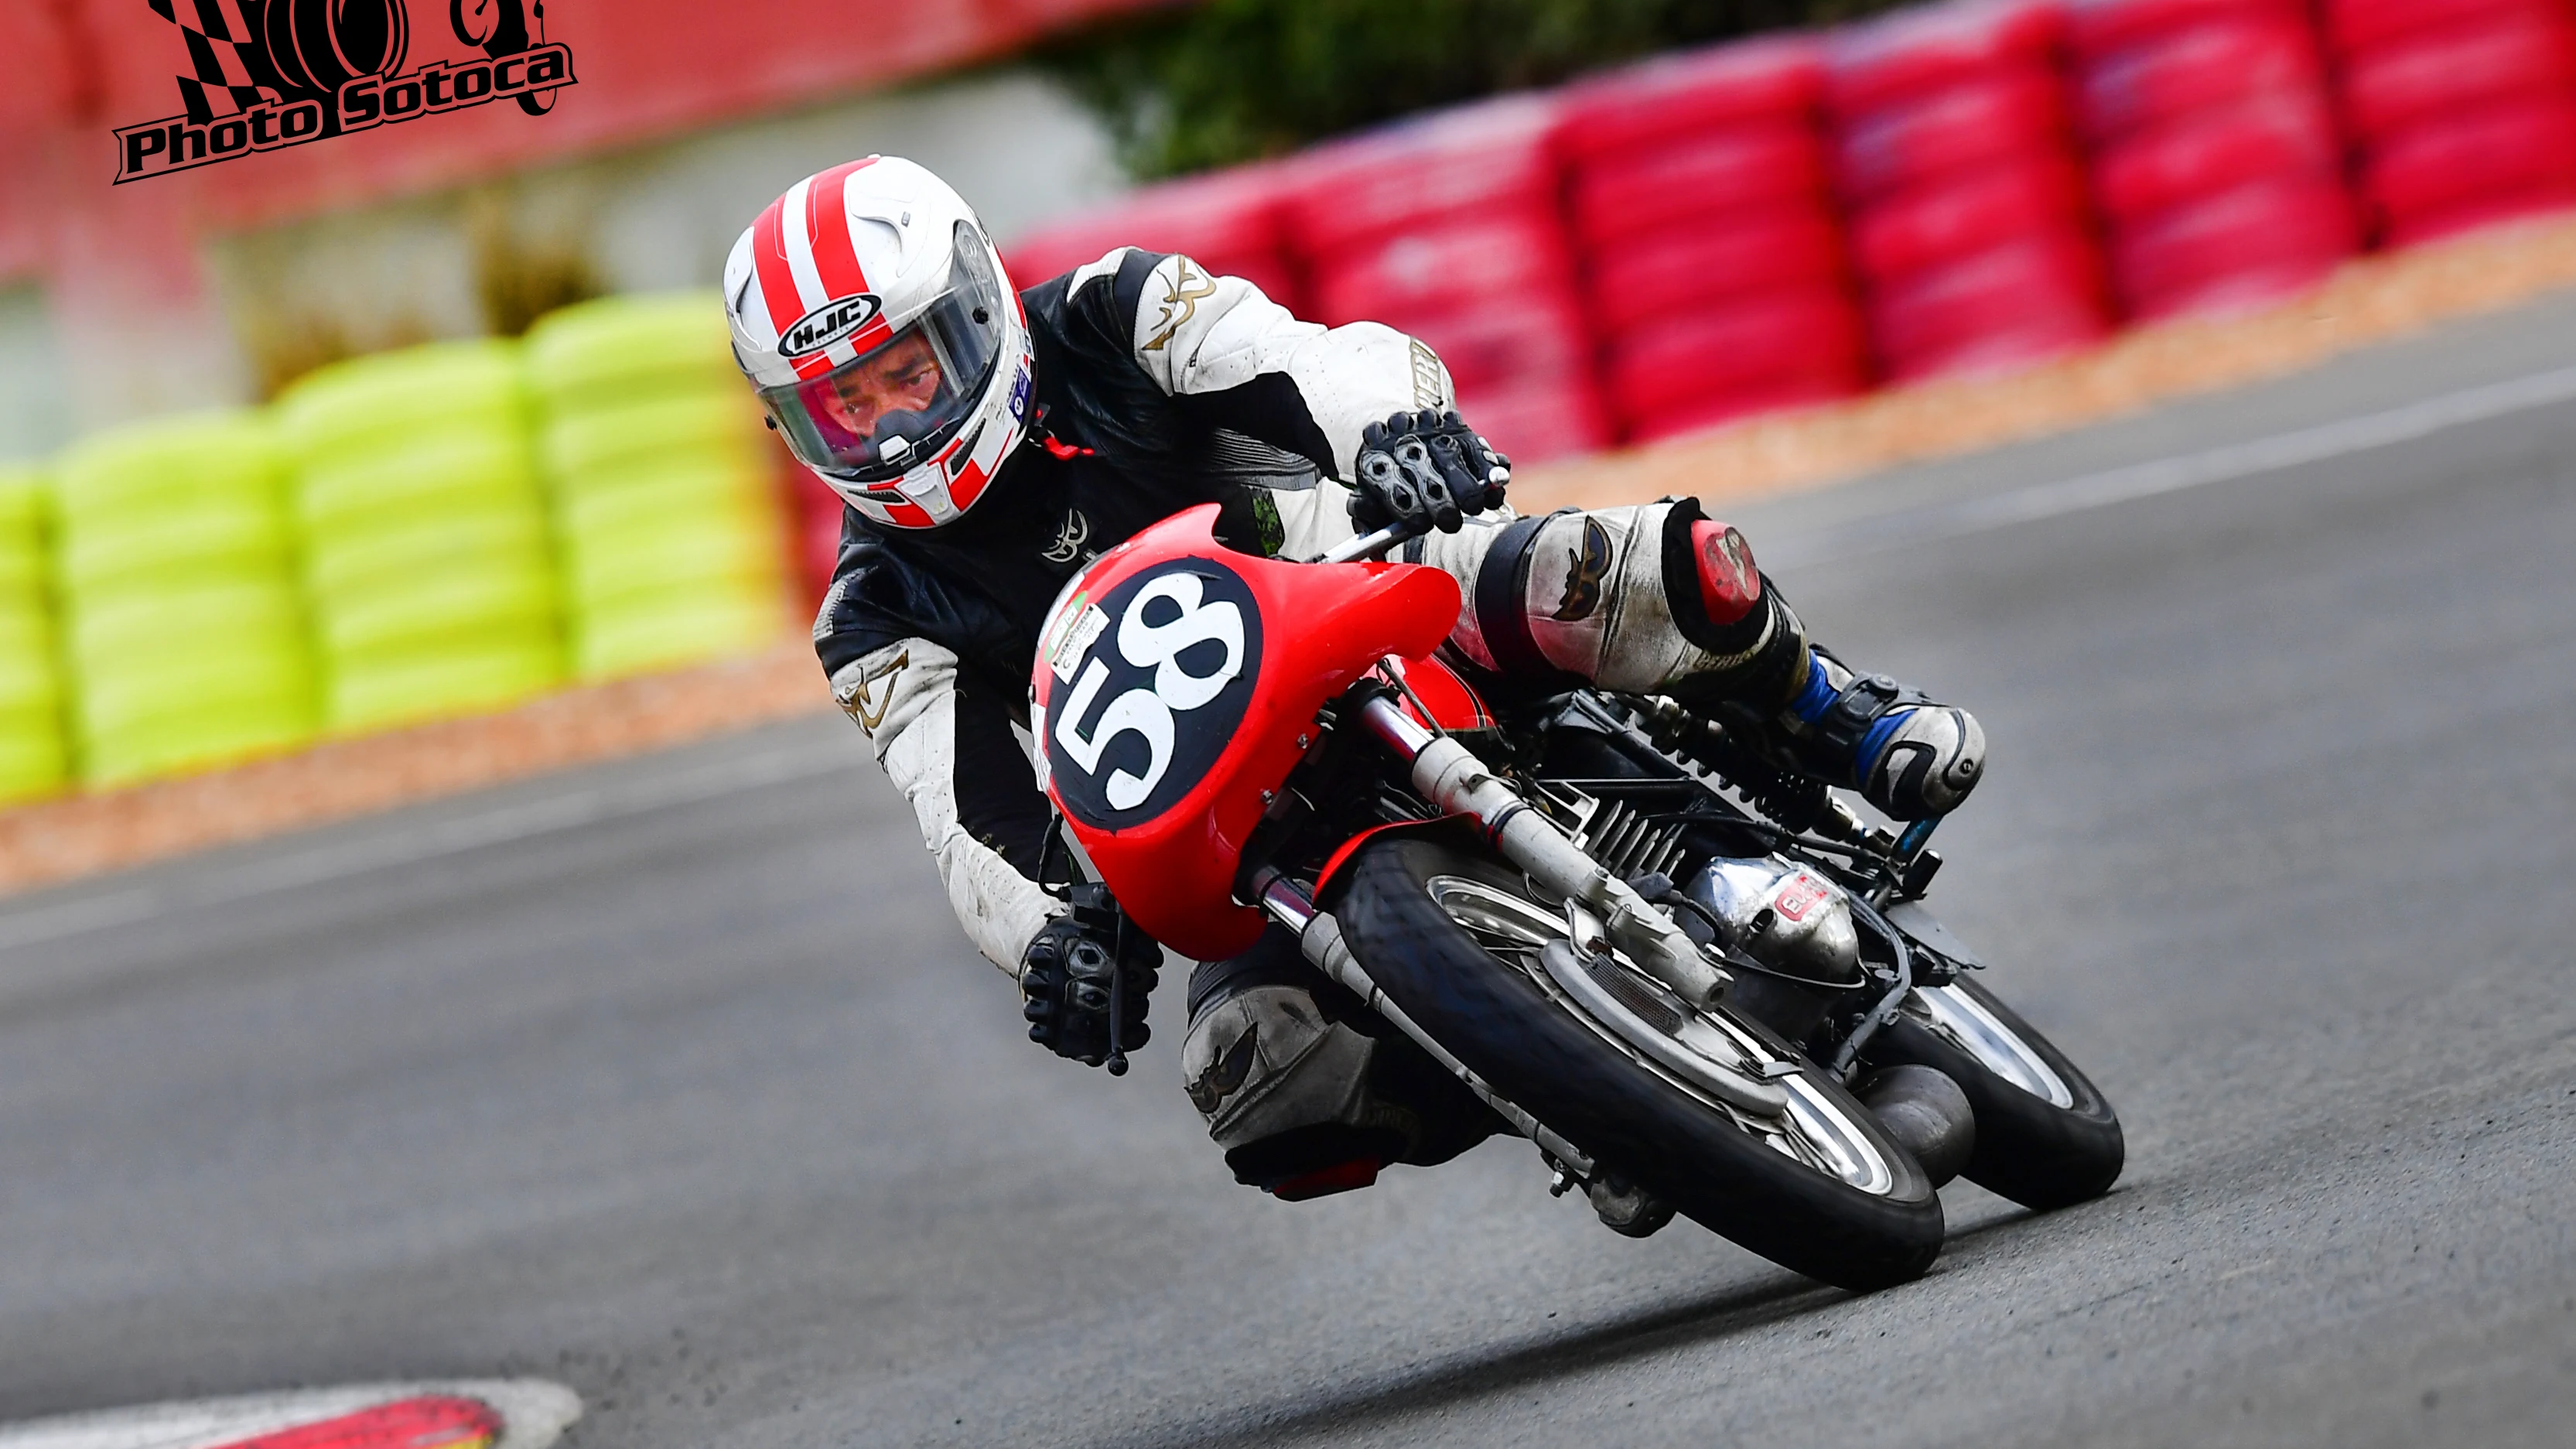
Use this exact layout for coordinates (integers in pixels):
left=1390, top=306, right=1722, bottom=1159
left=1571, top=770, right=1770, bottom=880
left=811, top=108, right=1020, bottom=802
left=528, top=295, right=787, bottom=683
left=0, top=468, right=64, bottom=803
left=279, top=339, right=565, bottom=734
left=50, top=415, right=315, bottom=786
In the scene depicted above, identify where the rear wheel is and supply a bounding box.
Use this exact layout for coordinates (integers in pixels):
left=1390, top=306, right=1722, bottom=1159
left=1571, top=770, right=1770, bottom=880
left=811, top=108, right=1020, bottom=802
left=1866, top=975, right=2124, bottom=1209
left=1333, top=836, right=1945, bottom=1291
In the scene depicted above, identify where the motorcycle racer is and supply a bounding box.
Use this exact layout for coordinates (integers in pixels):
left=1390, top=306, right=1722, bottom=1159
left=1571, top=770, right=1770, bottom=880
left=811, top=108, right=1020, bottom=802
left=726, top=156, right=1987, bottom=1198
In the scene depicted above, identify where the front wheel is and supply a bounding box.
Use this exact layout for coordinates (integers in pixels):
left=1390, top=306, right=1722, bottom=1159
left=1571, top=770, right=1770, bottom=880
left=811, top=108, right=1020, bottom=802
left=1866, top=975, right=2123, bottom=1210
left=1333, top=836, right=1944, bottom=1291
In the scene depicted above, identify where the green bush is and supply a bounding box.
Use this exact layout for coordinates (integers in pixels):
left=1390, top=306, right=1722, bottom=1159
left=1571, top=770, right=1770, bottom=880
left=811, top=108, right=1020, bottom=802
left=1044, top=0, right=1905, bottom=178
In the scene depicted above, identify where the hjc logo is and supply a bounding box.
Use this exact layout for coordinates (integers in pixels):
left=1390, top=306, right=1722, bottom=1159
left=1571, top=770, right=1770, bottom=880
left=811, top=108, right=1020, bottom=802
left=114, top=0, right=577, bottom=185
left=780, top=295, right=884, bottom=359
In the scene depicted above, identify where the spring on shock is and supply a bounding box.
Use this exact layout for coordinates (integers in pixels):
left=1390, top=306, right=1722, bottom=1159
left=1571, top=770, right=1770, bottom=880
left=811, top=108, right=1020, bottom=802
left=1645, top=705, right=1832, bottom=835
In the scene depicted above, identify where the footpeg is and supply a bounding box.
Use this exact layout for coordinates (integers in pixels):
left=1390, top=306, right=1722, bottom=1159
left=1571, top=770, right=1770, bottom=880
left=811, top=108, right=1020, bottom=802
left=1585, top=1172, right=1676, bottom=1239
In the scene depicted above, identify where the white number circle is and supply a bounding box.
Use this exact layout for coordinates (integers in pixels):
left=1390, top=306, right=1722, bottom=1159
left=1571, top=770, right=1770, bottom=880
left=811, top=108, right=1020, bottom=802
left=1053, top=570, right=1249, bottom=812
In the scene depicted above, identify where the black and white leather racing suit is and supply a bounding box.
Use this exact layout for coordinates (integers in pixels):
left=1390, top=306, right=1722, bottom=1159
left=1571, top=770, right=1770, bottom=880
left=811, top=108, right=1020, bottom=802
left=813, top=248, right=1952, bottom=1192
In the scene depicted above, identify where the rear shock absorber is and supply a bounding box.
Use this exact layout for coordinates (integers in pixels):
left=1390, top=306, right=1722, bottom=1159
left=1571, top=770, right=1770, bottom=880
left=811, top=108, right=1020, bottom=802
left=1634, top=698, right=1835, bottom=836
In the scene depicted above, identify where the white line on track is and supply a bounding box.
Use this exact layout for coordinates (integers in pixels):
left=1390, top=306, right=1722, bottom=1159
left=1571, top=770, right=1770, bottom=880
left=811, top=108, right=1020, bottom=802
left=0, top=743, right=857, bottom=952
left=1763, top=360, right=2576, bottom=569
left=0, top=1379, right=579, bottom=1449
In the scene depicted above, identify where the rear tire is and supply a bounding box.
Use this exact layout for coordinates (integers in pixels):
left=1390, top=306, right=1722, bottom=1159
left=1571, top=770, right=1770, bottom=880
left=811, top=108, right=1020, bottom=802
left=1334, top=836, right=1945, bottom=1291
left=1867, top=975, right=2124, bottom=1210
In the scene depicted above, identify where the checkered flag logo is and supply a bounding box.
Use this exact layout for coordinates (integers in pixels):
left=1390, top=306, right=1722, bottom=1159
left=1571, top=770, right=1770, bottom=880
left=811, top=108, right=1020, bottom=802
left=149, top=0, right=284, bottom=124
left=145, top=0, right=411, bottom=125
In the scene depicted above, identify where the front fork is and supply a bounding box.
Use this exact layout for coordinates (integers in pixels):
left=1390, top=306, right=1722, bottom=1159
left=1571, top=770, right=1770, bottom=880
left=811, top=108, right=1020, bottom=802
left=1350, top=694, right=1731, bottom=1010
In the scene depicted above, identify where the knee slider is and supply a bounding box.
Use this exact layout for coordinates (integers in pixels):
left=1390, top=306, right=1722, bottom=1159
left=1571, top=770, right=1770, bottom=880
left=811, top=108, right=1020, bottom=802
left=1688, top=518, right=1763, bottom=627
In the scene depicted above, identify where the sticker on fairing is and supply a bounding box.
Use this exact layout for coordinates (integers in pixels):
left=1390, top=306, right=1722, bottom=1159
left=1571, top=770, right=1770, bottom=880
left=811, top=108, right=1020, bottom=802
left=1048, top=604, right=1109, bottom=684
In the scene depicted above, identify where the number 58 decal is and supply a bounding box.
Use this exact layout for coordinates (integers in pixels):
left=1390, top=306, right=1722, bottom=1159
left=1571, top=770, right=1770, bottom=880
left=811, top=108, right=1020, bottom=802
left=1041, top=561, right=1264, bottom=828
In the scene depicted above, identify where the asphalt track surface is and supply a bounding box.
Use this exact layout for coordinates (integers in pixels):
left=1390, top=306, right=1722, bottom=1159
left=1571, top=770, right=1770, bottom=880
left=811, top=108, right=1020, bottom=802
left=5, top=292, right=2576, bottom=1449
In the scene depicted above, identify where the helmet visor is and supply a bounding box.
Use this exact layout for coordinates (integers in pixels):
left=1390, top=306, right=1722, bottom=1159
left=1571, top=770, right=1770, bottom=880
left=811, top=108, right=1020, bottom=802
left=760, top=227, right=1004, bottom=484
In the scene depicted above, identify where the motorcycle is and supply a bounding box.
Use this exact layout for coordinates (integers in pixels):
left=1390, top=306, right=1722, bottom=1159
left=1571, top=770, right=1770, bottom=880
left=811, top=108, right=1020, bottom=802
left=1028, top=504, right=2122, bottom=1290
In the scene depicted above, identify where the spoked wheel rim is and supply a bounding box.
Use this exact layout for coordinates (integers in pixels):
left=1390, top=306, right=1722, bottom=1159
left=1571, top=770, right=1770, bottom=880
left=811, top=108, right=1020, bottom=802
left=1903, top=983, right=2075, bottom=1109
left=1425, top=874, right=1899, bottom=1197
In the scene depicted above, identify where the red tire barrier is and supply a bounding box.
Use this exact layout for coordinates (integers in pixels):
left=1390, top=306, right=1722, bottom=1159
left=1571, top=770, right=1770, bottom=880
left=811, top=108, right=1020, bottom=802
left=1452, top=373, right=1615, bottom=461
left=1833, top=0, right=2108, bottom=385
left=2338, top=12, right=2576, bottom=142
left=1310, top=214, right=1573, bottom=325
left=2323, top=0, right=2569, bottom=56
left=1625, top=374, right=1867, bottom=443
left=1572, top=123, right=1828, bottom=243
left=1605, top=289, right=1869, bottom=419
left=2067, top=0, right=2308, bottom=57
left=1394, top=294, right=1595, bottom=395
left=1281, top=95, right=1560, bottom=258
left=2384, top=177, right=2576, bottom=248
left=1834, top=69, right=2069, bottom=199
left=2075, top=13, right=2325, bottom=140
left=2111, top=177, right=2356, bottom=317
left=1006, top=165, right=1300, bottom=310
left=1276, top=91, right=1604, bottom=457
left=2362, top=96, right=2576, bottom=234
left=1587, top=210, right=1849, bottom=333
left=1556, top=35, right=1825, bottom=160
left=1826, top=0, right=2064, bottom=118
left=1869, top=231, right=2110, bottom=379
left=2090, top=93, right=2339, bottom=223
left=1853, top=154, right=2088, bottom=282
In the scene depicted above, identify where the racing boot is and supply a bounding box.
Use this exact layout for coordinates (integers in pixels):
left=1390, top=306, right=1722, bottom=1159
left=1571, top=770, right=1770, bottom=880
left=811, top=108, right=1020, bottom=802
left=1755, top=646, right=1987, bottom=822
left=1655, top=510, right=1984, bottom=820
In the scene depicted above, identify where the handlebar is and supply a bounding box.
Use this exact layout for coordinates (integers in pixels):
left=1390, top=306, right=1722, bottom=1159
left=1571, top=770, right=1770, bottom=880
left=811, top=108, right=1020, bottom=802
left=1307, top=517, right=1427, bottom=566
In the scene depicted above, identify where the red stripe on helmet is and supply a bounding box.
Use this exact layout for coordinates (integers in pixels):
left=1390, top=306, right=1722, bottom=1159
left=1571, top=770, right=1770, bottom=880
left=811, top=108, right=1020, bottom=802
left=876, top=496, right=937, bottom=528
left=749, top=190, right=808, bottom=341
left=842, top=316, right=895, bottom=355
left=805, top=159, right=880, bottom=303
left=947, top=457, right=990, bottom=513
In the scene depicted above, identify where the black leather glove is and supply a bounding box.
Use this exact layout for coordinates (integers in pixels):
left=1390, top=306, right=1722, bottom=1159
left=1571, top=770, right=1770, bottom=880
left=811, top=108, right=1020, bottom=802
left=1349, top=408, right=1511, bottom=535
left=1019, top=883, right=1160, bottom=1073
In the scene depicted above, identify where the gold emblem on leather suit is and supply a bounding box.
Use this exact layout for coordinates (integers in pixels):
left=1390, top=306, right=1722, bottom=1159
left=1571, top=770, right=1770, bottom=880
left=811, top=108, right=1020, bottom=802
left=1187, top=1020, right=1261, bottom=1115
left=1040, top=508, right=1092, bottom=565
left=1554, top=518, right=1614, bottom=621
left=1143, top=258, right=1218, bottom=353
left=839, top=648, right=909, bottom=733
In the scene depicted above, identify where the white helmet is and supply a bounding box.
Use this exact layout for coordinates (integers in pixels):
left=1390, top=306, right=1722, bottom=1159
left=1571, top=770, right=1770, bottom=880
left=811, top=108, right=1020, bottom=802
left=723, top=156, right=1033, bottom=529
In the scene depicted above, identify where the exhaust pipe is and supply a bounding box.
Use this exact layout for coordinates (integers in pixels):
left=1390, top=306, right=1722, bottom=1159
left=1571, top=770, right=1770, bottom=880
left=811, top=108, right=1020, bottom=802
left=1855, top=1065, right=1975, bottom=1187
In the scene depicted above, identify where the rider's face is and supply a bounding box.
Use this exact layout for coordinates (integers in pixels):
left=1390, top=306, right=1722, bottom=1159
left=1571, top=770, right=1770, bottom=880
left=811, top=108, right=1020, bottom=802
left=819, top=333, right=945, bottom=443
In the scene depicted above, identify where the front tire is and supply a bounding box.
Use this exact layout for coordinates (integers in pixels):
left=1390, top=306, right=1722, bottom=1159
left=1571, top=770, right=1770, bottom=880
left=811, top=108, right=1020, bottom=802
left=1867, top=976, right=2123, bottom=1210
left=1334, top=836, right=1944, bottom=1291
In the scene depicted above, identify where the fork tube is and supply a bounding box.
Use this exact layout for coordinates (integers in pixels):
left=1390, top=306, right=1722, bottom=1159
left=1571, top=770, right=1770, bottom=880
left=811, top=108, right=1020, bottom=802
left=1356, top=694, right=1729, bottom=1010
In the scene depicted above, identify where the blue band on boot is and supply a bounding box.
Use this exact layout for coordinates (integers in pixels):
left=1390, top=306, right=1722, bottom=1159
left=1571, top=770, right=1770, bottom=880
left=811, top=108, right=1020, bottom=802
left=1789, top=655, right=1837, bottom=722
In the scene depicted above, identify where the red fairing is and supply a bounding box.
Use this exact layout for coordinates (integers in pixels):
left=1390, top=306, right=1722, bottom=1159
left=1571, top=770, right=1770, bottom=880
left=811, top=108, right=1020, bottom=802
left=1385, top=653, right=1491, bottom=733
left=1031, top=506, right=1462, bottom=960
